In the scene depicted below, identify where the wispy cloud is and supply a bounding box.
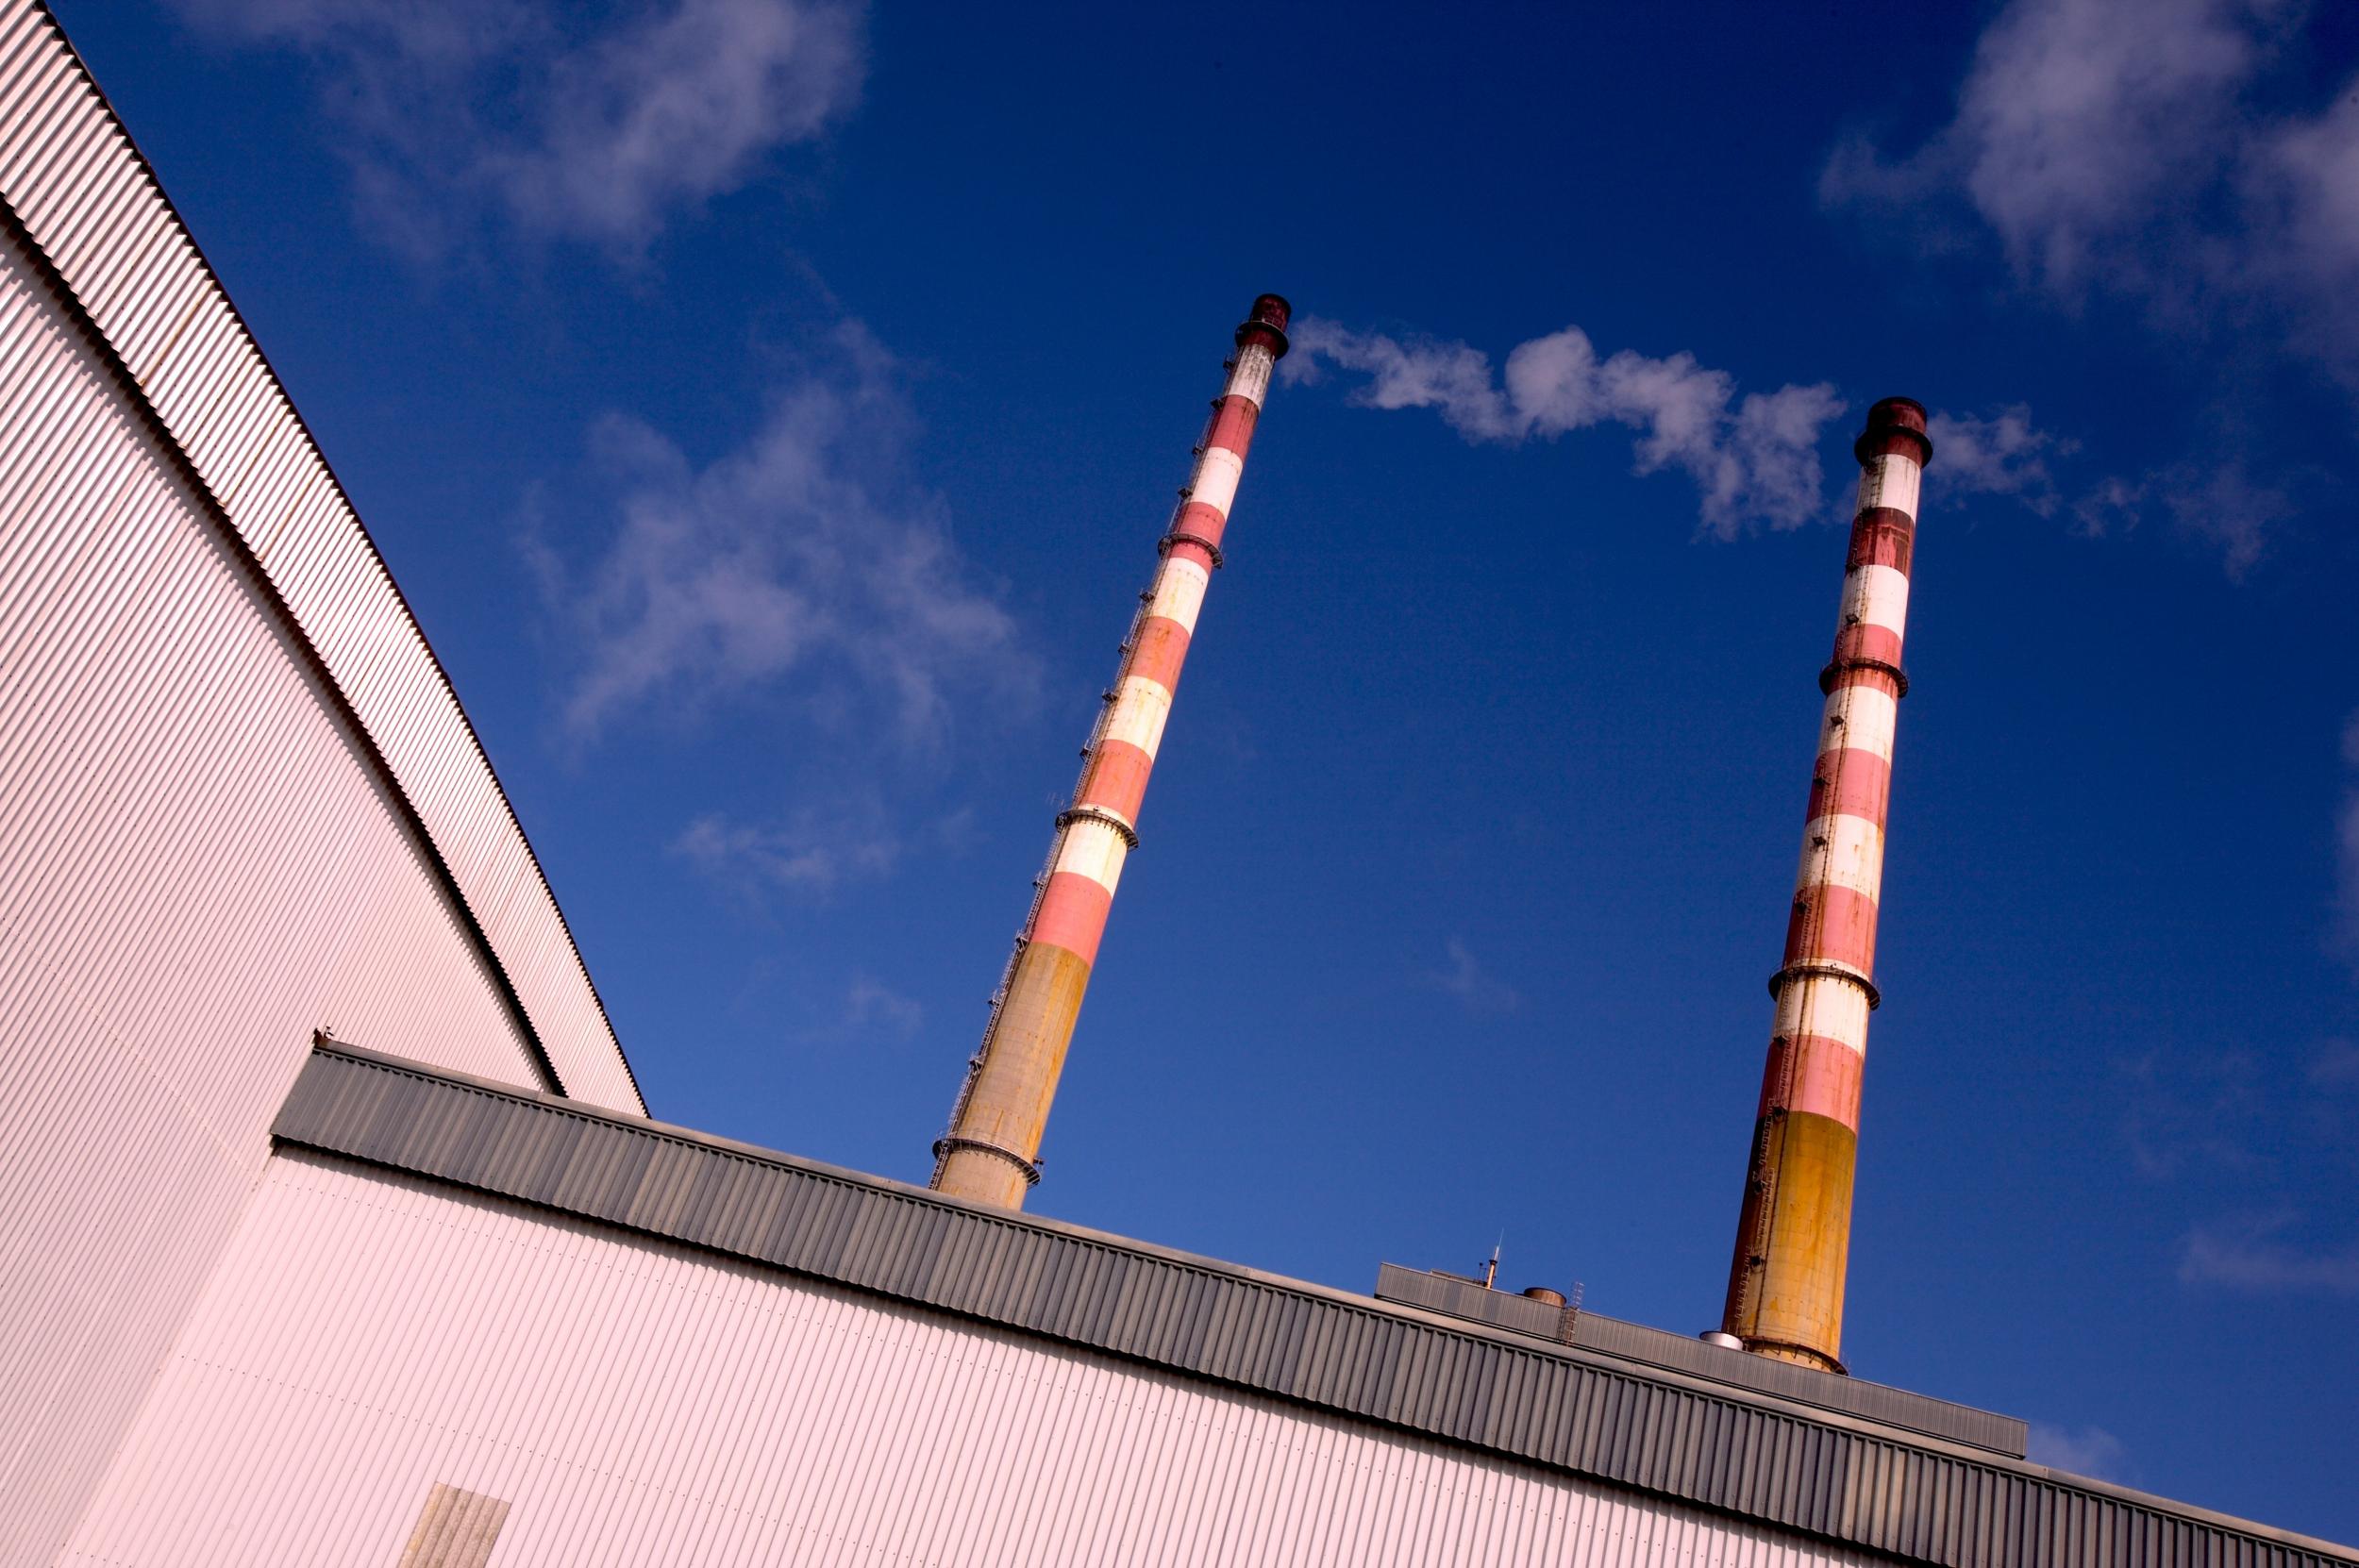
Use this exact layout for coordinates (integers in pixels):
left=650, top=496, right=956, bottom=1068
left=838, top=976, right=922, bottom=1040
left=671, top=798, right=980, bottom=902
left=2180, top=1212, right=2359, bottom=1295
left=528, top=322, right=1027, bottom=745
left=2068, top=462, right=2290, bottom=581
left=1817, top=0, right=2359, bottom=576
left=2312, top=1039, right=2359, bottom=1093
left=1285, top=322, right=2170, bottom=557
left=2133, top=1036, right=2359, bottom=1299
left=172, top=0, right=863, bottom=254
left=1927, top=407, right=2074, bottom=517
left=2115, top=1051, right=2265, bottom=1181
left=1424, top=938, right=1522, bottom=1015
left=2027, top=1422, right=2133, bottom=1482
left=2335, top=713, right=2359, bottom=971
left=1820, top=0, right=2275, bottom=306
left=673, top=807, right=899, bottom=897
left=1912, top=407, right=2290, bottom=580
left=1283, top=319, right=1846, bottom=537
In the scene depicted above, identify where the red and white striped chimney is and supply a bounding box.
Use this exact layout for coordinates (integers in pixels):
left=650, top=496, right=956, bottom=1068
left=931, top=294, right=1292, bottom=1209
left=1717, top=396, right=1932, bottom=1372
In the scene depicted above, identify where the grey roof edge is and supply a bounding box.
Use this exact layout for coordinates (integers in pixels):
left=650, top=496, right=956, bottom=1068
left=273, top=1043, right=2359, bottom=1568
left=277, top=1043, right=2026, bottom=1463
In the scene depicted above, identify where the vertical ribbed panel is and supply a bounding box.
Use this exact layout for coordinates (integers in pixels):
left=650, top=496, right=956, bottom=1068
left=396, top=1484, right=510, bottom=1568
left=259, top=1048, right=2359, bottom=1568
left=0, top=222, right=554, bottom=1563
left=66, top=1152, right=1884, bottom=1568
left=0, top=0, right=643, bottom=1116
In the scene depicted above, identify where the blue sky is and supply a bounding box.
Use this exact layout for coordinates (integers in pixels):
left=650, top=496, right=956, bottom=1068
left=55, top=0, right=2359, bottom=1538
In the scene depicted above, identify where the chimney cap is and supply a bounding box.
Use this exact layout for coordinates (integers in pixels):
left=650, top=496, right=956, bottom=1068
left=1237, top=293, right=1292, bottom=359
left=1855, top=395, right=1933, bottom=467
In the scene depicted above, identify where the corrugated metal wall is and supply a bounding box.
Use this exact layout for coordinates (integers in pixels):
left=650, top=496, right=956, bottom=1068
left=67, top=1151, right=1888, bottom=1568
left=0, top=157, right=581, bottom=1568
left=274, top=1046, right=2359, bottom=1568
left=0, top=0, right=642, bottom=1116
left=0, top=9, right=652, bottom=1557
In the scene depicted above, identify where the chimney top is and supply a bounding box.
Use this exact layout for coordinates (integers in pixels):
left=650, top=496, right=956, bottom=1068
left=1855, top=395, right=1933, bottom=466
left=1237, top=293, right=1292, bottom=358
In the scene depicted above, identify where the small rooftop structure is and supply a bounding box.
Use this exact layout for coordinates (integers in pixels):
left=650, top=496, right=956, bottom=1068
left=1369, top=1264, right=2023, bottom=1457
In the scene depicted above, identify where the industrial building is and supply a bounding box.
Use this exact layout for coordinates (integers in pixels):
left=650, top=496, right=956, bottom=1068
left=0, top=3, right=2352, bottom=1562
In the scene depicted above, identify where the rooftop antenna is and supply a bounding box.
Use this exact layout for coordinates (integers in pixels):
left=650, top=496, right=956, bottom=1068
left=1481, top=1236, right=1502, bottom=1291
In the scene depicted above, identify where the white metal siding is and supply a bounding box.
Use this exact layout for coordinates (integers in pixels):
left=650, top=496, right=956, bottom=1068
left=0, top=0, right=642, bottom=1116
left=67, top=1152, right=1889, bottom=1568
left=0, top=224, right=554, bottom=1564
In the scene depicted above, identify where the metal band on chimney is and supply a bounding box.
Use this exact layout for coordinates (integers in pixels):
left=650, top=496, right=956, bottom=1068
left=929, top=1136, right=1041, bottom=1188
left=1767, top=960, right=1882, bottom=1012
left=1158, top=530, right=1225, bottom=569
left=1719, top=396, right=1931, bottom=1373
left=929, top=295, right=1291, bottom=1210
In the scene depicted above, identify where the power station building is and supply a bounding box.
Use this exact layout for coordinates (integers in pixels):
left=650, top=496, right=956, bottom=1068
left=0, top=5, right=2352, bottom=1563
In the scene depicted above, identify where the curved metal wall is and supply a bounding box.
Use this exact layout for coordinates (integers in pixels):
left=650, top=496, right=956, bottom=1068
left=0, top=0, right=642, bottom=1115
left=0, top=215, right=563, bottom=1566
left=66, top=1150, right=1891, bottom=1568
left=0, top=7, right=653, bottom=1551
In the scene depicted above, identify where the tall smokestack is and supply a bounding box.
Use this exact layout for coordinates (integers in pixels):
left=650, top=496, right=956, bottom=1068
left=1718, top=396, right=1932, bottom=1372
left=931, top=294, right=1292, bottom=1209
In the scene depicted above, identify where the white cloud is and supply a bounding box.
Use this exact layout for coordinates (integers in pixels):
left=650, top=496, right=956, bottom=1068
left=1287, top=322, right=1515, bottom=440
left=2070, top=463, right=2288, bottom=579
left=671, top=797, right=981, bottom=902
left=532, top=322, right=1024, bottom=744
left=2270, top=88, right=2359, bottom=318
left=2026, top=1422, right=2133, bottom=1482
left=2114, top=1050, right=2264, bottom=1181
left=1958, top=0, right=2258, bottom=296
left=172, top=0, right=862, bottom=251
left=840, top=976, right=922, bottom=1040
left=1424, top=938, right=1522, bottom=1015
left=2180, top=1213, right=2359, bottom=1294
left=1927, top=407, right=2073, bottom=515
left=489, top=0, right=860, bottom=242
left=2312, top=1039, right=2359, bottom=1093
left=1823, top=0, right=2359, bottom=373
left=1287, top=319, right=1847, bottom=537
left=1818, top=0, right=2359, bottom=577
left=674, top=809, right=899, bottom=896
left=2335, top=712, right=2359, bottom=969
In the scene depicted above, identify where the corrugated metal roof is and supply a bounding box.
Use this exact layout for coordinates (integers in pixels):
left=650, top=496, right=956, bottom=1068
left=275, top=1044, right=2359, bottom=1568
left=1371, top=1265, right=2026, bottom=1458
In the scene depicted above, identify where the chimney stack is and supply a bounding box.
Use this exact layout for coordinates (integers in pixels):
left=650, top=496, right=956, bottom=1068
left=931, top=294, right=1292, bottom=1209
left=1718, top=397, right=1932, bottom=1372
